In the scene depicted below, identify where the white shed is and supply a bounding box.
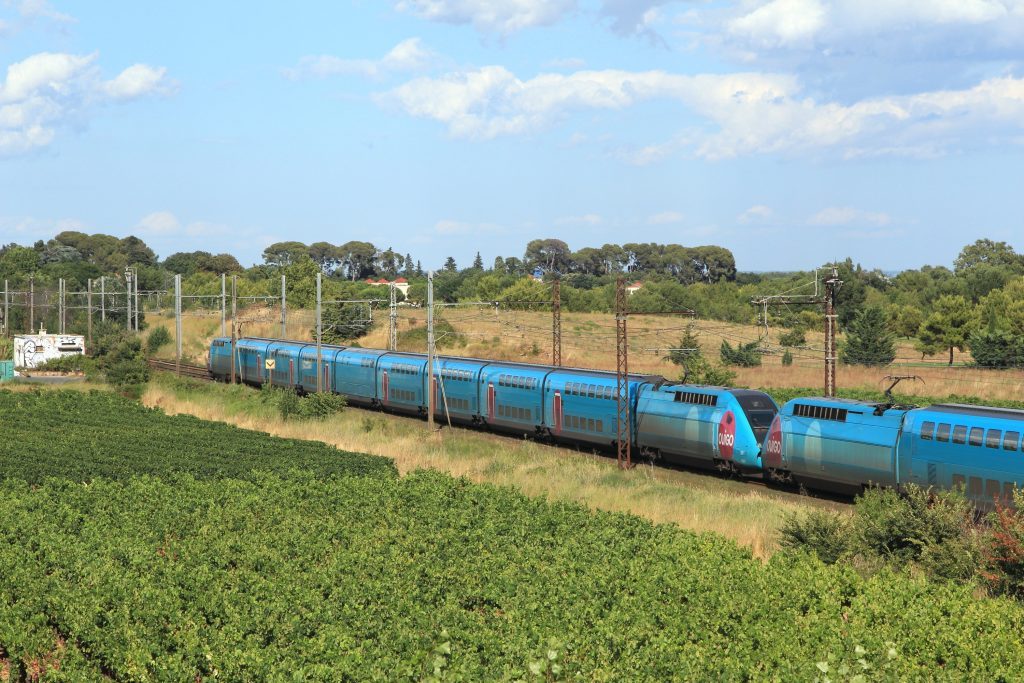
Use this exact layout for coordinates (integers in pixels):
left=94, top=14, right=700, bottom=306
left=14, top=330, right=86, bottom=369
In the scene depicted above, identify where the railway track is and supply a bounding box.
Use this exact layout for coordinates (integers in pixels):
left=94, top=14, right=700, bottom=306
left=147, top=359, right=214, bottom=381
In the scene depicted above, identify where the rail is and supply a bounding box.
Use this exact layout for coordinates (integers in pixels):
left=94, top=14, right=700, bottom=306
left=147, top=358, right=213, bottom=381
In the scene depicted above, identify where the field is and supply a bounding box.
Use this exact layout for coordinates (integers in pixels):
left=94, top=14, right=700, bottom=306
left=147, top=305, right=1024, bottom=403
left=4, top=389, right=1024, bottom=680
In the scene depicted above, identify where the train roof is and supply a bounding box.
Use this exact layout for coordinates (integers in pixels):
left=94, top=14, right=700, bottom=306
left=923, top=403, right=1024, bottom=422
left=784, top=396, right=884, bottom=408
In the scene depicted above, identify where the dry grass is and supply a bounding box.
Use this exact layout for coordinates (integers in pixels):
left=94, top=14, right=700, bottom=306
left=147, top=306, right=1024, bottom=402
left=143, top=378, right=841, bottom=558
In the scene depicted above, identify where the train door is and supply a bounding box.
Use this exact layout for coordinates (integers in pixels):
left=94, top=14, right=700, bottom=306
left=487, top=382, right=495, bottom=423
left=553, top=390, right=562, bottom=435
left=382, top=370, right=390, bottom=406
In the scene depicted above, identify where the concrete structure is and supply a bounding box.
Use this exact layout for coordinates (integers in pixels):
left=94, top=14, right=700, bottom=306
left=14, top=330, right=85, bottom=369
left=364, top=278, right=410, bottom=297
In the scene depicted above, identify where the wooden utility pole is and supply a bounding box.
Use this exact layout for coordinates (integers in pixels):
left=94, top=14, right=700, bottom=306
left=3, top=280, right=8, bottom=337
left=427, top=271, right=435, bottom=432
left=134, top=268, right=140, bottom=332
left=552, top=278, right=562, bottom=366
left=615, top=277, right=631, bottom=468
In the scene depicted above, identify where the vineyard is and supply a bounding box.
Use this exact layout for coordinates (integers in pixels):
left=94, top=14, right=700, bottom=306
left=4, top=391, right=1024, bottom=679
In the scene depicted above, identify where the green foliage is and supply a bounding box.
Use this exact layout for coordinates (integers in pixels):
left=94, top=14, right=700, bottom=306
left=397, top=318, right=464, bottom=350
left=779, top=509, right=852, bottom=564
left=145, top=325, right=172, bottom=354
left=841, top=306, right=896, bottom=366
left=982, top=490, right=1024, bottom=597
left=778, top=328, right=806, bottom=347
left=915, top=295, right=976, bottom=364
left=720, top=339, right=762, bottom=367
left=266, top=386, right=348, bottom=421
left=34, top=354, right=90, bottom=373
left=0, top=389, right=395, bottom=483
left=781, top=350, right=794, bottom=366
left=888, top=304, right=924, bottom=338
left=0, top=335, right=11, bottom=360
left=321, top=301, right=374, bottom=344
left=1, top=470, right=1024, bottom=679
left=780, top=486, right=981, bottom=582
left=665, top=324, right=702, bottom=367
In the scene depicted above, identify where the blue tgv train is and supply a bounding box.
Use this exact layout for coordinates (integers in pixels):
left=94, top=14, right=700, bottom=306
left=764, top=397, right=1024, bottom=506
left=209, top=337, right=779, bottom=474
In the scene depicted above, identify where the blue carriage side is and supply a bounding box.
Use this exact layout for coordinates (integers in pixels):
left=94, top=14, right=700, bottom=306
left=479, top=362, right=551, bottom=436
left=334, top=347, right=389, bottom=405
left=432, top=357, right=490, bottom=425
left=901, top=404, right=1024, bottom=507
left=542, top=368, right=652, bottom=448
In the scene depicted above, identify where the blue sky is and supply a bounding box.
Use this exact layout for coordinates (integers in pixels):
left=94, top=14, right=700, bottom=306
left=1, top=0, right=1022, bottom=272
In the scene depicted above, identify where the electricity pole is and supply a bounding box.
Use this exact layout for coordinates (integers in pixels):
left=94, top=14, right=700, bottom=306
left=316, top=272, right=322, bottom=393
left=125, top=269, right=133, bottom=332
left=221, top=273, right=227, bottom=337
left=174, top=274, right=182, bottom=375
left=552, top=278, right=562, bottom=366
left=230, top=275, right=237, bottom=384
left=427, top=271, right=435, bottom=432
left=823, top=266, right=842, bottom=398
left=100, top=276, right=106, bottom=322
left=388, top=282, right=397, bottom=351
left=134, top=268, right=140, bottom=332
left=87, top=279, right=93, bottom=344
left=615, top=277, right=631, bottom=468
left=28, top=276, right=34, bottom=334
left=58, top=279, right=64, bottom=334
left=281, top=274, right=287, bottom=338
left=3, top=280, right=8, bottom=337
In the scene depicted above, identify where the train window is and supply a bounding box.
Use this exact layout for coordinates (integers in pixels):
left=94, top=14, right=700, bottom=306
left=920, top=421, right=934, bottom=440
left=605, top=387, right=614, bottom=400
left=952, top=473, right=966, bottom=490
left=1005, top=432, right=1021, bottom=451
left=969, top=427, right=984, bottom=447
left=585, top=385, right=593, bottom=398
left=952, top=425, right=967, bottom=444
left=987, top=480, right=1002, bottom=502
left=596, top=419, right=603, bottom=432
left=987, top=430, right=1003, bottom=449
left=969, top=477, right=983, bottom=497
left=935, top=423, right=950, bottom=442
left=587, top=418, right=595, bottom=431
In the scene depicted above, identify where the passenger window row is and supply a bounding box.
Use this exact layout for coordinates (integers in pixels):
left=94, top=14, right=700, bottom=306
left=389, top=388, right=416, bottom=401
left=497, top=404, right=532, bottom=420
left=440, top=368, right=472, bottom=382
left=566, top=415, right=603, bottom=432
left=566, top=382, right=614, bottom=400
left=921, top=421, right=1022, bottom=451
left=392, top=363, right=418, bottom=375
left=444, top=397, right=470, bottom=411
left=360, top=358, right=375, bottom=368
left=793, top=404, right=848, bottom=422
left=499, top=374, right=537, bottom=389
left=675, top=391, right=718, bottom=407
left=951, top=474, right=1017, bottom=504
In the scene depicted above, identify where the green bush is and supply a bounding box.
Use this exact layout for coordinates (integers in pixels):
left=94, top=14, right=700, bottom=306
left=397, top=317, right=464, bottom=351
left=34, top=354, right=91, bottom=373
left=720, top=339, right=762, bottom=367
left=299, top=390, right=347, bottom=420
left=781, top=350, right=793, bottom=366
left=841, top=306, right=897, bottom=366
left=779, top=509, right=852, bottom=564
left=146, top=325, right=172, bottom=355
left=778, top=328, right=806, bottom=347
left=320, top=302, right=374, bottom=344
left=0, top=336, right=12, bottom=360
left=983, top=490, right=1024, bottom=597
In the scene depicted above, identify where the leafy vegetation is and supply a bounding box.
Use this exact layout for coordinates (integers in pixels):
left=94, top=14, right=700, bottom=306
left=321, top=301, right=375, bottom=344
left=0, top=389, right=395, bottom=483
left=145, top=324, right=172, bottom=354
left=720, top=339, right=762, bottom=367
left=266, top=385, right=348, bottom=421
left=841, top=306, right=897, bottom=366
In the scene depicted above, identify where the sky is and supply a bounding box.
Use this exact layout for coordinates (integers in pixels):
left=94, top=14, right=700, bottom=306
left=1, top=0, right=1023, bottom=272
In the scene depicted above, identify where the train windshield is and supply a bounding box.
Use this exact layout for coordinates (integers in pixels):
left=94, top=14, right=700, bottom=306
left=733, top=392, right=778, bottom=441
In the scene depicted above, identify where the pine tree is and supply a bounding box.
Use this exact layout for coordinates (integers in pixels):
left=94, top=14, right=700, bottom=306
left=493, top=256, right=505, bottom=273
left=472, top=252, right=484, bottom=270
left=915, top=295, right=976, bottom=365
left=415, top=260, right=424, bottom=277
left=841, top=306, right=896, bottom=366
left=403, top=254, right=414, bottom=275
left=443, top=256, right=457, bottom=272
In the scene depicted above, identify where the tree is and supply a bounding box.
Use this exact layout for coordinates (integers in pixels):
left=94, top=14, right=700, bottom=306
left=262, top=241, right=308, bottom=269
left=968, top=281, right=1024, bottom=368
left=954, top=239, right=1024, bottom=274
left=320, top=302, right=373, bottom=344
left=308, top=242, right=342, bottom=274
left=841, top=306, right=896, bottom=366
left=889, top=305, right=924, bottom=338
left=492, top=256, right=506, bottom=273
left=720, top=340, right=762, bottom=367
left=916, top=295, right=976, bottom=365
left=443, top=256, right=457, bottom=273
left=524, top=238, right=571, bottom=274
left=337, top=241, right=378, bottom=281
left=472, top=252, right=484, bottom=270
left=403, top=254, right=414, bottom=276
left=778, top=328, right=806, bottom=347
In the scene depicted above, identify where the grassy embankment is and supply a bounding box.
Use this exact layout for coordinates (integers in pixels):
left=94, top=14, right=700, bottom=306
left=144, top=374, right=839, bottom=558
left=147, top=306, right=1024, bottom=402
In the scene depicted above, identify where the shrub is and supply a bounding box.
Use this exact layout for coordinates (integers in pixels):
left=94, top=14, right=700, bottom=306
left=781, top=350, right=793, bottom=366
left=0, top=335, right=12, bottom=360
left=982, top=490, right=1024, bottom=597
left=778, top=328, right=806, bottom=347
left=397, top=318, right=464, bottom=350
left=35, top=354, right=90, bottom=373
left=720, top=340, right=762, bottom=367
left=299, top=391, right=347, bottom=420
left=146, top=326, right=172, bottom=355
left=778, top=509, right=852, bottom=564
left=841, top=306, right=896, bottom=366
left=320, top=302, right=373, bottom=344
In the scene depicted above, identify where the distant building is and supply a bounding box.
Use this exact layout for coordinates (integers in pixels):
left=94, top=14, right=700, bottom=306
left=626, top=281, right=644, bottom=295
left=364, top=277, right=410, bottom=296
left=14, top=329, right=85, bottom=369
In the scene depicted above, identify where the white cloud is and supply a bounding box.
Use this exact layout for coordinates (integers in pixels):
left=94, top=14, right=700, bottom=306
left=727, top=0, right=827, bottom=48
left=737, top=205, right=774, bottom=223
left=383, top=64, right=1024, bottom=159
left=555, top=213, right=602, bottom=225
left=283, top=38, right=435, bottom=80
left=12, top=0, right=74, bottom=23
left=808, top=206, right=891, bottom=226
left=137, top=211, right=180, bottom=234
left=647, top=211, right=684, bottom=224
left=396, top=0, right=576, bottom=34
left=0, top=52, right=173, bottom=156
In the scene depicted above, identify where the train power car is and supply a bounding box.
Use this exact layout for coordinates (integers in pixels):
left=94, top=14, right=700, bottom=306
left=208, top=337, right=777, bottom=474
left=765, top=398, right=1024, bottom=506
